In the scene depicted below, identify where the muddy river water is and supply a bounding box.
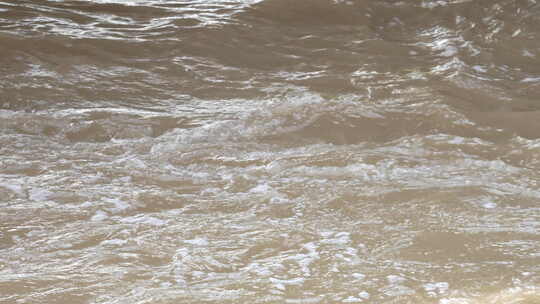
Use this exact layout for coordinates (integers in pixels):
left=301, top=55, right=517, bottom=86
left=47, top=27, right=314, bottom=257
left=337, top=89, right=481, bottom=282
left=0, top=0, right=539, bottom=303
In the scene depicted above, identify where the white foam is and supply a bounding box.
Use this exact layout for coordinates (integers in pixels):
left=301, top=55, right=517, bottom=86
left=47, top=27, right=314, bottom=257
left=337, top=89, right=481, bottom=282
left=439, top=287, right=540, bottom=304
left=184, top=238, right=209, bottom=246
left=522, top=49, right=535, bottom=57
left=358, top=291, right=370, bottom=299
left=424, top=282, right=449, bottom=295
left=472, top=65, right=487, bottom=73
left=383, top=285, right=415, bottom=297
left=201, top=187, right=221, bottom=195
left=250, top=183, right=271, bottom=193
left=101, top=239, right=127, bottom=246
left=245, top=262, right=273, bottom=277
left=320, top=231, right=351, bottom=245
left=29, top=188, right=52, bottom=201
left=342, top=296, right=364, bottom=303
left=387, top=275, right=405, bottom=284
left=269, top=277, right=305, bottom=286
left=292, top=242, right=320, bottom=276
left=104, top=197, right=130, bottom=212
left=285, top=297, right=322, bottom=304
left=151, top=92, right=327, bottom=153
left=352, top=273, right=366, bottom=280
left=81, top=201, right=93, bottom=208
left=482, top=202, right=497, bottom=209
left=120, top=215, right=166, bottom=226
left=522, top=77, right=540, bottom=83
left=440, top=45, right=458, bottom=57
left=0, top=181, right=24, bottom=196
left=91, top=210, right=108, bottom=221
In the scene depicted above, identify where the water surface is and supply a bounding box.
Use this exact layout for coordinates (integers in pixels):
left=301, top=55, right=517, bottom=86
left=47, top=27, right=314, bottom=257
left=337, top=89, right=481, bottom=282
left=1, top=0, right=539, bottom=303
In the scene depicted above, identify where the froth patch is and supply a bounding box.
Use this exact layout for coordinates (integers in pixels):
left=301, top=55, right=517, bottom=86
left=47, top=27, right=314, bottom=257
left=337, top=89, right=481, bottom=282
left=120, top=215, right=166, bottom=226
left=151, top=92, right=388, bottom=155
left=441, top=287, right=540, bottom=304
left=153, top=92, right=326, bottom=148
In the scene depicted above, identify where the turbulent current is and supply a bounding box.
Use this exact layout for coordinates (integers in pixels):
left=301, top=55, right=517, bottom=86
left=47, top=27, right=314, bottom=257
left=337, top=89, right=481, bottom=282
left=1, top=0, right=540, bottom=303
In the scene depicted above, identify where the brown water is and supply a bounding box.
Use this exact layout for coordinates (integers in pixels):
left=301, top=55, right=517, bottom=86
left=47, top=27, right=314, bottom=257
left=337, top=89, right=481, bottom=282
left=1, top=0, right=540, bottom=303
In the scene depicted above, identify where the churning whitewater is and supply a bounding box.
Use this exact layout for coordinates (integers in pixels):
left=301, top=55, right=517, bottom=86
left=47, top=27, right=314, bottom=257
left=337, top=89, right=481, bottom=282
left=0, top=0, right=539, bottom=303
